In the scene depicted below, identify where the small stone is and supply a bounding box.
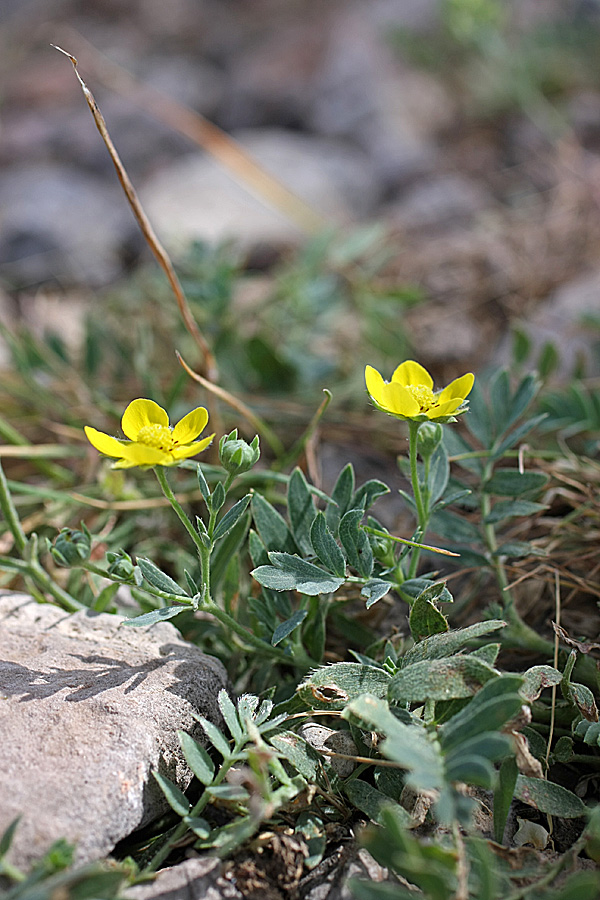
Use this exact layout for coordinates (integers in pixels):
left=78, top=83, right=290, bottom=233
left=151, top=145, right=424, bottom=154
left=0, top=592, right=229, bottom=870
left=299, top=723, right=358, bottom=778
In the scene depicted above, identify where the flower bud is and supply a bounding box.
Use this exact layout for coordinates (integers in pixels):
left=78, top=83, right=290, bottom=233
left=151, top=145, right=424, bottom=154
left=416, top=422, right=443, bottom=459
left=51, top=526, right=91, bottom=567
left=106, top=549, right=136, bottom=581
left=219, top=430, right=260, bottom=475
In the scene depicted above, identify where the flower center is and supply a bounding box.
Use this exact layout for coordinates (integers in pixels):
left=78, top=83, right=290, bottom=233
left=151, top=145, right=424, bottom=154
left=406, top=385, right=438, bottom=412
left=137, top=423, right=174, bottom=451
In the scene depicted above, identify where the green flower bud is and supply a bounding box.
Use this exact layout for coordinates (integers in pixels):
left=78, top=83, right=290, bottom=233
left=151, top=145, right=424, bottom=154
left=416, top=422, right=443, bottom=459
left=51, top=526, right=91, bottom=567
left=219, top=430, right=260, bottom=475
left=106, top=549, right=136, bottom=581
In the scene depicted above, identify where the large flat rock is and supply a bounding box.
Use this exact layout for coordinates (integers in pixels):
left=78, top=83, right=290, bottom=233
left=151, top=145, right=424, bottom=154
left=0, top=593, right=229, bottom=871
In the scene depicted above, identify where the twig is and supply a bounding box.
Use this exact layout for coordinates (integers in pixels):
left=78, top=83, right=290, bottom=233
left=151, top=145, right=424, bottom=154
left=52, top=45, right=217, bottom=381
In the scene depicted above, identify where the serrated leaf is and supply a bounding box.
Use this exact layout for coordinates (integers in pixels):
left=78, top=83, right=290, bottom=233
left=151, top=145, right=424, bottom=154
left=212, top=494, right=252, bottom=542
left=298, top=663, right=391, bottom=710
left=123, top=605, right=188, bottom=627
left=515, top=775, right=587, bottom=818
left=310, top=512, right=346, bottom=577
left=218, top=689, right=244, bottom=743
left=361, top=579, right=393, bottom=608
left=344, top=780, right=412, bottom=826
left=409, top=595, right=449, bottom=642
left=272, top=609, right=308, bottom=645
left=252, top=553, right=345, bottom=595
left=193, top=714, right=231, bottom=759
left=251, top=492, right=297, bottom=554
left=153, top=770, right=190, bottom=816
left=178, top=731, right=215, bottom=785
left=484, top=469, right=549, bottom=497
left=389, top=656, right=497, bottom=703
left=401, top=619, right=506, bottom=667
left=137, top=558, right=188, bottom=596
left=288, top=468, right=318, bottom=556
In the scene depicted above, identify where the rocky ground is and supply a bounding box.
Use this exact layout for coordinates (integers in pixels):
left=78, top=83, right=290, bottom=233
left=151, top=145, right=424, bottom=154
left=1, top=2, right=600, bottom=896
left=1, top=0, right=600, bottom=378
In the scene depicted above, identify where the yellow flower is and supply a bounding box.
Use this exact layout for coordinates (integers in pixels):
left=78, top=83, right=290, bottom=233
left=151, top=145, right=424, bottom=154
left=85, top=399, right=214, bottom=468
left=365, top=360, right=474, bottom=423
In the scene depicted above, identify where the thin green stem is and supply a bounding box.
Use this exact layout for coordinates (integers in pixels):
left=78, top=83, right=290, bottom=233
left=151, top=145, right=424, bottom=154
left=154, top=466, right=207, bottom=557
left=407, top=421, right=427, bottom=579
left=0, top=459, right=27, bottom=554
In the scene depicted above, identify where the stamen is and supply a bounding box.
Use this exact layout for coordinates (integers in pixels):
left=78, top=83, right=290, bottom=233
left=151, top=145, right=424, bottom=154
left=137, top=424, right=174, bottom=451
left=406, top=385, right=438, bottom=412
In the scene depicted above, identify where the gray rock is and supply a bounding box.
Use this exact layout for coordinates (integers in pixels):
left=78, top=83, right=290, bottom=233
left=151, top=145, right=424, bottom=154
left=0, top=164, right=135, bottom=287
left=139, top=128, right=380, bottom=250
left=387, top=175, right=492, bottom=232
left=125, top=857, right=241, bottom=900
left=0, top=592, right=229, bottom=870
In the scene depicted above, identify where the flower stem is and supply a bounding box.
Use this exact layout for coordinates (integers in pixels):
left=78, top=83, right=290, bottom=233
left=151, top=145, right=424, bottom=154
left=0, top=459, right=27, bottom=554
left=407, top=421, right=427, bottom=579
left=154, top=466, right=206, bottom=557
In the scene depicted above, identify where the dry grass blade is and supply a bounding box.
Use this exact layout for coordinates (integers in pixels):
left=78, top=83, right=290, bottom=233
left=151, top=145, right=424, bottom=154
left=56, top=28, right=329, bottom=235
left=52, top=45, right=217, bottom=382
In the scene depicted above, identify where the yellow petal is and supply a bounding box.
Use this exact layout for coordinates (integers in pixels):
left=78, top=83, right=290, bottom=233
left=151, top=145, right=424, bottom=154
left=172, top=407, right=209, bottom=445
left=366, top=365, right=420, bottom=417
left=391, top=360, right=433, bottom=389
left=438, top=373, right=474, bottom=404
left=425, top=397, right=464, bottom=419
left=84, top=426, right=130, bottom=459
left=121, top=399, right=169, bottom=441
left=121, top=443, right=172, bottom=467
left=171, top=434, right=215, bottom=460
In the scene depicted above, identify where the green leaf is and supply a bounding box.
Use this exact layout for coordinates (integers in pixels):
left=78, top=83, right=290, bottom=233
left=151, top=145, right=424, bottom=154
left=344, top=780, right=412, bottom=826
left=483, top=469, right=549, bottom=497
left=218, top=689, right=244, bottom=744
left=520, top=665, right=562, bottom=702
left=483, top=499, right=548, bottom=525
left=0, top=817, right=20, bottom=857
left=489, top=369, right=512, bottom=435
left=361, top=579, right=393, bottom=608
left=389, top=657, right=497, bottom=703
left=400, top=578, right=453, bottom=606
left=196, top=465, right=211, bottom=503
left=269, top=732, right=323, bottom=781
left=326, top=463, right=355, bottom=532
left=310, top=512, right=346, bottom=577
left=178, top=731, right=215, bottom=785
left=445, top=755, right=495, bottom=788
left=153, top=770, right=190, bottom=816
left=409, top=594, right=449, bottom=641
left=429, top=509, right=482, bottom=544
left=439, top=677, right=524, bottom=752
left=492, top=413, right=548, bottom=458
left=503, top=372, right=539, bottom=432
left=123, top=605, right=188, bottom=627
left=251, top=492, right=297, bottom=554
left=515, top=775, right=587, bottom=818
left=212, top=494, right=252, bottom=542
left=137, top=558, right=188, bottom=596
left=193, top=714, right=231, bottom=759
left=210, top=510, right=250, bottom=591
left=465, top=380, right=493, bottom=447
left=469, top=643, right=501, bottom=665
left=298, top=663, right=391, bottom=710
left=401, top=620, right=506, bottom=668
left=494, top=541, right=546, bottom=559
left=207, top=785, right=250, bottom=801
left=427, top=442, right=449, bottom=506
left=494, top=756, right=518, bottom=843
left=272, top=609, right=308, bottom=645
left=343, top=695, right=444, bottom=793
left=339, top=509, right=373, bottom=578
left=564, top=681, right=599, bottom=722
left=352, top=479, right=390, bottom=513
left=288, top=468, right=318, bottom=556
left=252, top=553, right=345, bottom=595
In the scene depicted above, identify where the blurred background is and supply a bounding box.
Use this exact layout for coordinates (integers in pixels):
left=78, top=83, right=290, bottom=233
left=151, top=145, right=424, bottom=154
left=1, top=0, right=600, bottom=409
